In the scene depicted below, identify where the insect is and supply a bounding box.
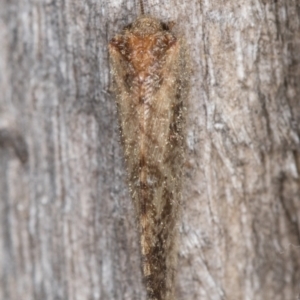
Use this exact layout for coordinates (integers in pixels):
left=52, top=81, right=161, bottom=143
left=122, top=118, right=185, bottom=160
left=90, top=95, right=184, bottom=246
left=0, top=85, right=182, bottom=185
left=108, top=2, right=189, bottom=299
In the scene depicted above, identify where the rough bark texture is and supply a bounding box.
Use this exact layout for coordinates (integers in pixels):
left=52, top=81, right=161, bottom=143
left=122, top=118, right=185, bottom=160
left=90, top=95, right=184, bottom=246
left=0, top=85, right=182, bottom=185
left=0, top=0, right=299, bottom=300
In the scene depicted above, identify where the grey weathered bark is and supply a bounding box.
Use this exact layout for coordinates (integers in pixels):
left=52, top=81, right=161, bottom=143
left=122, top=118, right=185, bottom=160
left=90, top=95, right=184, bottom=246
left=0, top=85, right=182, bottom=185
left=0, top=0, right=299, bottom=299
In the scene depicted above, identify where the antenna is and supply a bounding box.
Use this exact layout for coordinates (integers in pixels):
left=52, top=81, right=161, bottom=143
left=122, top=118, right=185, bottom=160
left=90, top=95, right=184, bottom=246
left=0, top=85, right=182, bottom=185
left=139, top=0, right=145, bottom=15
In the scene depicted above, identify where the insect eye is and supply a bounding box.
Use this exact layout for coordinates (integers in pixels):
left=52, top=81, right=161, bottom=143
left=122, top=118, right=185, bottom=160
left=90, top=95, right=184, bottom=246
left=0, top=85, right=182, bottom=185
left=161, top=22, right=169, bottom=31
left=124, top=23, right=132, bottom=30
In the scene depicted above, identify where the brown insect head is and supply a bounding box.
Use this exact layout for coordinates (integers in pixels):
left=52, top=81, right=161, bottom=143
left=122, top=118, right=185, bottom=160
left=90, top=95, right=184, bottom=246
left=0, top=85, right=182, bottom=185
left=109, top=16, right=177, bottom=82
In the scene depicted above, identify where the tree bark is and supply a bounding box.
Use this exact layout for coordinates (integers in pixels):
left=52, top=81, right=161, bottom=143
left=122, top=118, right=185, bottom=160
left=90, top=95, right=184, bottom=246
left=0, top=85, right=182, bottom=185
left=0, top=0, right=299, bottom=299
